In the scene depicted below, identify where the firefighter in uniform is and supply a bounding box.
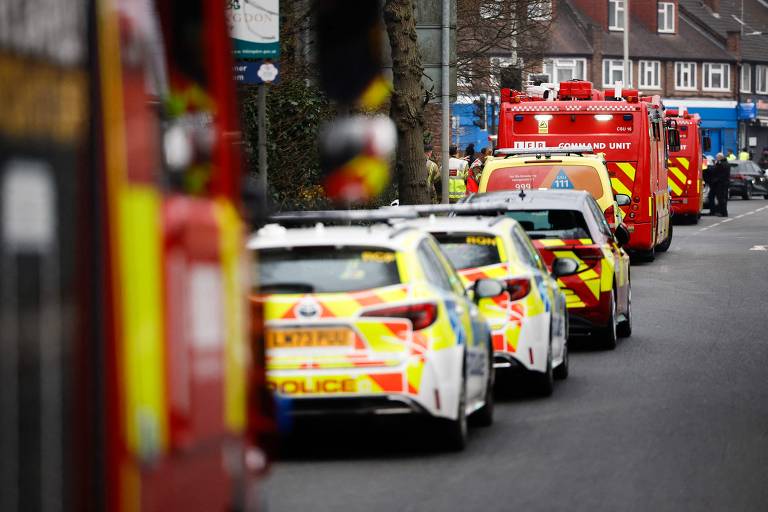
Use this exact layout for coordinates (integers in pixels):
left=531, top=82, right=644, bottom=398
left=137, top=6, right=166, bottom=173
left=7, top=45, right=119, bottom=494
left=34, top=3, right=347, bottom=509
left=448, top=145, right=468, bottom=202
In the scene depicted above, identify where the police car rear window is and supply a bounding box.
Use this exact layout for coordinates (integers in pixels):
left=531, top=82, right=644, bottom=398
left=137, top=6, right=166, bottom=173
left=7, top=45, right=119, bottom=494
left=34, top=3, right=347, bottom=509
left=505, top=210, right=590, bottom=240
left=433, top=233, right=501, bottom=270
left=486, top=165, right=604, bottom=198
left=256, top=247, right=401, bottom=293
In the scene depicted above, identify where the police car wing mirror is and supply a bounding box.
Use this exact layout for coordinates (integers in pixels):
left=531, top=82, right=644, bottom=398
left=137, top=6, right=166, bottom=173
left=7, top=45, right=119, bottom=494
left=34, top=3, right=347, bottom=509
left=615, top=194, right=631, bottom=207
left=551, top=257, right=580, bottom=278
left=472, top=278, right=506, bottom=302
left=614, top=224, right=631, bottom=247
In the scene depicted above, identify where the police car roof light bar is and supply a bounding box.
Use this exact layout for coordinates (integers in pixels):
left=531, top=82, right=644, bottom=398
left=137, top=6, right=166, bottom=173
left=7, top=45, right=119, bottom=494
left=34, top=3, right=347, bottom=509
left=494, top=146, right=595, bottom=157
left=269, top=209, right=420, bottom=225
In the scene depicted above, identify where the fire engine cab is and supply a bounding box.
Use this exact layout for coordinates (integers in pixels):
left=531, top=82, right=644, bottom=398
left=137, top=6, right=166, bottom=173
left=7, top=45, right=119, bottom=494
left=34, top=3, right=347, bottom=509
left=497, top=80, right=679, bottom=261
left=666, top=109, right=706, bottom=223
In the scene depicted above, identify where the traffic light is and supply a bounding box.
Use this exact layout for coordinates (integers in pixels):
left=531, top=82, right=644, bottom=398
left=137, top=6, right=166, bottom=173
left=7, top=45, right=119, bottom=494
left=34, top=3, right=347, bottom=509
left=473, top=95, right=487, bottom=129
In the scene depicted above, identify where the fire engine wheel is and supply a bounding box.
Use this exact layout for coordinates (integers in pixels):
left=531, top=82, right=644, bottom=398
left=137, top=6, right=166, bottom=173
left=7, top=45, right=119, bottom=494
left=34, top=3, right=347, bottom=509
left=470, top=339, right=495, bottom=427
left=599, top=291, right=618, bottom=350
left=657, top=223, right=673, bottom=252
left=437, top=377, right=468, bottom=451
left=529, top=342, right=554, bottom=396
left=617, top=281, right=632, bottom=338
left=634, top=246, right=655, bottom=263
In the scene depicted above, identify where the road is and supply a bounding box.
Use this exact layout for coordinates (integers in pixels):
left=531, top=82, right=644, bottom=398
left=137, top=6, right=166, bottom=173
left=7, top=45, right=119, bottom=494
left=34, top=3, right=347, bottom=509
left=265, top=198, right=768, bottom=512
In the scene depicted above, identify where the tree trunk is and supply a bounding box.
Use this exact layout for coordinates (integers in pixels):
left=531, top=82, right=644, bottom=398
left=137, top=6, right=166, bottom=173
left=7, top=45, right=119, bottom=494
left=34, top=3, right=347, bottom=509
left=383, top=0, right=430, bottom=205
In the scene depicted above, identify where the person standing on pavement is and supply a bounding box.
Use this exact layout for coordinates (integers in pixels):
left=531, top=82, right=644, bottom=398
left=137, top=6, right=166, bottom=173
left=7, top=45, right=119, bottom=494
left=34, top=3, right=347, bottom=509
left=758, top=148, right=768, bottom=171
left=466, top=147, right=490, bottom=194
left=739, top=147, right=751, bottom=161
left=726, top=148, right=737, bottom=161
left=709, top=152, right=730, bottom=217
left=425, top=143, right=441, bottom=204
left=448, top=145, right=469, bottom=203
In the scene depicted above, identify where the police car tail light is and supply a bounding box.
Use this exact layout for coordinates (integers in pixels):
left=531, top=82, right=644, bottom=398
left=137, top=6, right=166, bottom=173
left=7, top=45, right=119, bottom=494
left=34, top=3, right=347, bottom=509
left=604, top=205, right=617, bottom=226
left=732, top=173, right=745, bottom=180
left=505, top=278, right=531, bottom=301
left=361, top=302, right=438, bottom=330
left=573, top=246, right=603, bottom=269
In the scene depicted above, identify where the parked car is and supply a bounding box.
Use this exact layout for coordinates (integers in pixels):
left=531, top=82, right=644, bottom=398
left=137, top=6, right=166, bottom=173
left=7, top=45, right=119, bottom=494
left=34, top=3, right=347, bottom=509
left=729, top=160, right=768, bottom=200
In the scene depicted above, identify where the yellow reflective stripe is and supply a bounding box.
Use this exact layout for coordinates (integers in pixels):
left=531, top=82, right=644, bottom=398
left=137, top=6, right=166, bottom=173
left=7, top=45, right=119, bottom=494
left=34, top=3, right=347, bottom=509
left=611, top=177, right=632, bottom=197
left=677, top=157, right=690, bottom=170
left=617, top=162, right=636, bottom=181
left=495, top=237, right=508, bottom=263
left=667, top=177, right=683, bottom=196
left=669, top=166, right=686, bottom=184
left=118, top=187, right=168, bottom=457
left=216, top=199, right=247, bottom=433
left=539, top=239, right=566, bottom=247
left=579, top=238, right=593, bottom=244
left=649, top=197, right=653, bottom=216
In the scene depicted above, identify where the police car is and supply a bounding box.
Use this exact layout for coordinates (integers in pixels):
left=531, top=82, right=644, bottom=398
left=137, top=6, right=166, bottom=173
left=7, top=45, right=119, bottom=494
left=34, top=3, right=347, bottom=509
left=399, top=214, right=577, bottom=395
left=249, top=216, right=501, bottom=450
left=461, top=190, right=632, bottom=349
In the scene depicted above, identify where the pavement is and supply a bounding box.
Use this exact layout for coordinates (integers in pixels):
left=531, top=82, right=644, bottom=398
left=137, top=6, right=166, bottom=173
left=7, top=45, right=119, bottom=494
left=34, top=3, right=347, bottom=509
left=264, top=198, right=768, bottom=512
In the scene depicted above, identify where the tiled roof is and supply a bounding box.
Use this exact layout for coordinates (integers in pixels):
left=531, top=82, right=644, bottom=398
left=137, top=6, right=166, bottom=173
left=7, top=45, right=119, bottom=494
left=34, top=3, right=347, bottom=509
left=680, top=0, right=768, bottom=62
left=548, top=0, right=594, bottom=55
left=547, top=0, right=735, bottom=61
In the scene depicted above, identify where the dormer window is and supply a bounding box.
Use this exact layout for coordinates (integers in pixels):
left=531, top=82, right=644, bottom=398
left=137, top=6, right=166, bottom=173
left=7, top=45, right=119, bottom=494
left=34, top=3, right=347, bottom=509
left=608, top=0, right=625, bottom=31
left=658, top=2, right=675, bottom=33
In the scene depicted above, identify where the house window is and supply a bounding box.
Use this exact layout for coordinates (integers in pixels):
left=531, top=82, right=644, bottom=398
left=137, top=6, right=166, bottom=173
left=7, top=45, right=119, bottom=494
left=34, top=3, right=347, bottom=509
left=741, top=64, right=752, bottom=93
left=603, top=59, right=632, bottom=87
left=675, top=62, right=697, bottom=90
left=703, top=63, right=730, bottom=91
left=639, top=60, right=661, bottom=89
left=608, top=0, right=625, bottom=31
left=757, top=65, right=768, bottom=94
left=657, top=2, right=675, bottom=33
left=543, top=58, right=588, bottom=83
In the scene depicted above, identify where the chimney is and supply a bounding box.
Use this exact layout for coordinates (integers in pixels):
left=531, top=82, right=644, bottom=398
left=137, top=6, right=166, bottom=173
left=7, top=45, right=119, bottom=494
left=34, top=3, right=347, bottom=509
left=703, top=0, right=720, bottom=13
left=726, top=30, right=740, bottom=55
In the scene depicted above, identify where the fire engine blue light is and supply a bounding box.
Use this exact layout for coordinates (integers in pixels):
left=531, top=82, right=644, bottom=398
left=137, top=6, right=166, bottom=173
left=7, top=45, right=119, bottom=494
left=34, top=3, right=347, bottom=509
left=623, top=114, right=633, bottom=121
left=514, top=115, right=524, bottom=121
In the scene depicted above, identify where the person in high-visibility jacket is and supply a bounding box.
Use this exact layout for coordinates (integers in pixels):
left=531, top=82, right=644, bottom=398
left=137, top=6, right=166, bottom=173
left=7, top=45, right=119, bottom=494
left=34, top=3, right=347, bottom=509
left=726, top=148, right=737, bottom=161
left=448, top=145, right=468, bottom=202
left=739, top=147, right=751, bottom=161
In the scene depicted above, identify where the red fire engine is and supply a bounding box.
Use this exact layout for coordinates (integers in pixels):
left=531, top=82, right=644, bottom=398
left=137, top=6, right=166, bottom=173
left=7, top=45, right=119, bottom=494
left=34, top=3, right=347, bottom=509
left=666, top=109, right=705, bottom=223
left=0, top=1, right=274, bottom=511
left=497, top=80, right=679, bottom=261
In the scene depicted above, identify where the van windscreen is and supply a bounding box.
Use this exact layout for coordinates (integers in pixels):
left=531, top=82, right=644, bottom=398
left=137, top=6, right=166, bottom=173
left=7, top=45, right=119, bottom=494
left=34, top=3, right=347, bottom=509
left=487, top=164, right=604, bottom=198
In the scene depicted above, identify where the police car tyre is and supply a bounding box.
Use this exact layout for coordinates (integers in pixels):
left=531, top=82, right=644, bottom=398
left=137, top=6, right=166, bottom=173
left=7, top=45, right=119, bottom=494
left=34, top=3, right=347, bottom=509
left=470, top=340, right=495, bottom=427
left=554, top=341, right=569, bottom=380
left=438, top=377, right=468, bottom=451
left=743, top=185, right=752, bottom=200
left=529, top=343, right=554, bottom=396
left=617, top=280, right=632, bottom=338
left=656, top=223, right=672, bottom=252
left=599, top=290, right=618, bottom=350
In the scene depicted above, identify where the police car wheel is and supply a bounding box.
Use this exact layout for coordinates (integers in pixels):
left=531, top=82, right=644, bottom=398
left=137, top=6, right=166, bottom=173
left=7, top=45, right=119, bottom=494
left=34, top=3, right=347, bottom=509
left=743, top=185, right=753, bottom=200
left=617, top=281, right=632, bottom=338
left=470, top=341, right=495, bottom=427
left=553, top=340, right=569, bottom=380
left=438, top=378, right=468, bottom=451
left=599, top=291, right=618, bottom=350
left=529, top=344, right=554, bottom=396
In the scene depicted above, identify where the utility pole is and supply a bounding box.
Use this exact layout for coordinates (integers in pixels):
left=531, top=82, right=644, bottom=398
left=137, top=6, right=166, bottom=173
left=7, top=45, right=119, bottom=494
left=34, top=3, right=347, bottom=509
left=623, top=0, right=630, bottom=87
left=258, top=83, right=268, bottom=203
left=440, top=0, right=450, bottom=204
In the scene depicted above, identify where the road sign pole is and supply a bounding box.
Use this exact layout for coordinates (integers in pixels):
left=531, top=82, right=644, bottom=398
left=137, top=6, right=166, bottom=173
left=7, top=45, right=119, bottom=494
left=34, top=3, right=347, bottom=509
left=258, top=83, right=268, bottom=202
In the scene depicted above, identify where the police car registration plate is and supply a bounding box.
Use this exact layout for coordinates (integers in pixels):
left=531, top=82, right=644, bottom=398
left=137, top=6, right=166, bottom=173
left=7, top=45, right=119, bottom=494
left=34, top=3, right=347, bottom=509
left=266, top=328, right=353, bottom=348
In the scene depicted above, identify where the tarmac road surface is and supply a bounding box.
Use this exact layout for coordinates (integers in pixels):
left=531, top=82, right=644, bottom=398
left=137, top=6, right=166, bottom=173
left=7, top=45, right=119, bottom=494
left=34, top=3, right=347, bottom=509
left=265, top=198, right=768, bottom=512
